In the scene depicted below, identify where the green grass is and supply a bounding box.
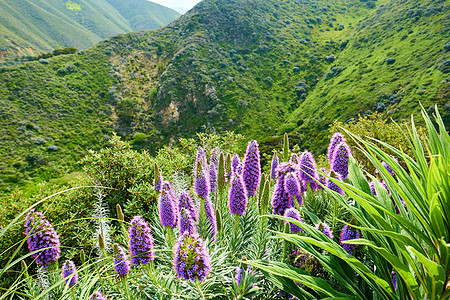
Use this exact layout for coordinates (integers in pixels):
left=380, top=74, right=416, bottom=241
left=0, top=0, right=179, bottom=64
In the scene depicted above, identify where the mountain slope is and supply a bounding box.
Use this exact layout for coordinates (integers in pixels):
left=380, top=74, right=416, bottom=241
left=0, top=0, right=448, bottom=192
left=0, top=0, right=179, bottom=64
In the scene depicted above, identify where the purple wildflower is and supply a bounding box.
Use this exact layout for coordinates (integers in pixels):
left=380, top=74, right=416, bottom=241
left=229, top=174, right=248, bottom=216
left=317, top=168, right=329, bottom=190
left=284, top=207, right=303, bottom=233
left=231, top=154, right=242, bottom=175
left=194, top=147, right=207, bottom=178
left=209, top=163, right=218, bottom=193
left=204, top=197, right=217, bottom=240
left=62, top=260, right=78, bottom=287
left=315, top=222, right=333, bottom=239
left=173, top=232, right=211, bottom=282
left=328, top=132, right=346, bottom=162
left=340, top=225, right=360, bottom=255
left=235, top=267, right=243, bottom=287
left=113, top=244, right=130, bottom=277
left=270, top=153, right=279, bottom=180
left=331, top=142, right=351, bottom=179
left=284, top=172, right=303, bottom=206
left=242, top=140, right=261, bottom=197
left=369, top=180, right=391, bottom=197
left=179, top=208, right=197, bottom=235
left=90, top=291, right=107, bottom=300
left=129, top=216, right=154, bottom=265
left=154, top=174, right=163, bottom=192
left=159, top=189, right=177, bottom=228
left=271, top=162, right=297, bottom=215
left=178, top=191, right=198, bottom=222
left=326, top=175, right=345, bottom=195
left=299, top=151, right=318, bottom=190
left=210, top=148, right=220, bottom=168
left=24, top=210, right=60, bottom=269
left=392, top=271, right=397, bottom=290
left=290, top=153, right=300, bottom=165
left=195, top=171, right=210, bottom=199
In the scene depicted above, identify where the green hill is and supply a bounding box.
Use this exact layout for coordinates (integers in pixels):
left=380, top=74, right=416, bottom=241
left=0, top=0, right=179, bottom=64
left=0, top=0, right=448, bottom=192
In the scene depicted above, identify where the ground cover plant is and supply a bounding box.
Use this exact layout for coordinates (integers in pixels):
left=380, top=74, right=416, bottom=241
left=0, top=106, right=448, bottom=299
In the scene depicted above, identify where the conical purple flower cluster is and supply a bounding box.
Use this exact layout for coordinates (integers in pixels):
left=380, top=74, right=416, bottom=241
left=271, top=162, right=297, bottom=215
left=194, top=147, right=207, bottom=178
left=62, top=260, right=78, bottom=287
left=210, top=148, right=220, bottom=168
left=24, top=209, right=61, bottom=269
left=326, top=176, right=344, bottom=195
left=317, top=168, right=329, bottom=190
left=392, top=271, right=397, bottom=290
left=90, top=291, right=107, bottom=300
left=113, top=244, right=130, bottom=277
left=129, top=216, right=154, bottom=265
left=242, top=140, right=261, bottom=197
left=173, top=232, right=211, bottom=282
left=284, top=207, right=303, bottom=233
left=231, top=154, right=242, bottom=175
left=299, top=151, right=318, bottom=190
left=270, top=153, right=279, bottom=180
left=159, top=188, right=177, bottom=228
left=179, top=208, right=197, bottom=235
left=229, top=174, right=248, bottom=216
left=209, top=163, right=218, bottom=193
left=328, top=132, right=346, bottom=161
left=331, top=142, right=351, bottom=179
left=290, top=153, right=300, bottom=165
left=195, top=171, right=210, bottom=199
left=340, top=225, right=360, bottom=255
left=315, top=222, right=333, bottom=239
left=284, top=172, right=302, bottom=206
left=235, top=267, right=243, bottom=287
left=375, top=158, right=398, bottom=177
left=178, top=191, right=198, bottom=222
left=154, top=174, right=163, bottom=192
left=204, top=197, right=217, bottom=240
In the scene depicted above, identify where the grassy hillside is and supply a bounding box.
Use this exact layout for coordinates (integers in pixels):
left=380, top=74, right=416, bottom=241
left=0, top=0, right=179, bottom=64
left=105, top=0, right=180, bottom=31
left=0, top=0, right=448, bottom=192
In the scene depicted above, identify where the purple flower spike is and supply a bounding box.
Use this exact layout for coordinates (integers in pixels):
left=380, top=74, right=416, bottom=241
left=369, top=180, right=391, bottom=197
left=204, top=197, right=217, bottom=239
left=179, top=208, right=197, bottom=235
left=317, top=168, right=329, bottom=190
left=178, top=191, right=198, bottom=222
left=231, top=154, right=242, bottom=175
left=113, top=245, right=130, bottom=277
left=271, top=162, right=297, bottom=215
left=195, top=171, right=210, bottom=199
left=328, top=132, right=346, bottom=162
left=284, top=172, right=303, bottom=206
left=210, top=148, right=220, bottom=168
left=299, top=151, right=318, bottom=190
left=290, top=153, right=300, bottom=165
left=159, top=189, right=177, bottom=228
left=209, top=163, right=218, bottom=193
left=194, top=147, right=207, bottom=177
left=242, top=140, right=261, bottom=197
left=326, top=176, right=344, bottom=195
left=235, top=267, right=243, bottom=287
left=24, top=210, right=61, bottom=269
left=331, top=142, right=351, bottom=179
left=154, top=174, right=163, bottom=192
left=284, top=207, right=303, bottom=233
left=315, top=222, right=333, bottom=239
left=271, top=153, right=279, bottom=180
left=129, top=216, right=154, bottom=265
left=229, top=174, right=248, bottom=216
left=62, top=260, right=78, bottom=287
left=340, top=224, right=360, bottom=255
left=392, top=271, right=397, bottom=290
left=173, top=232, right=211, bottom=282
left=90, top=291, right=107, bottom=300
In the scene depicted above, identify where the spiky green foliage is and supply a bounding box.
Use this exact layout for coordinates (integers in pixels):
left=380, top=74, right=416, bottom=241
left=248, top=106, right=450, bottom=299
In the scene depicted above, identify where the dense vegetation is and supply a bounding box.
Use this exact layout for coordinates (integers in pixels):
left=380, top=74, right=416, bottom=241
left=0, top=106, right=448, bottom=299
left=0, top=0, right=448, bottom=193
left=0, top=0, right=179, bottom=64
